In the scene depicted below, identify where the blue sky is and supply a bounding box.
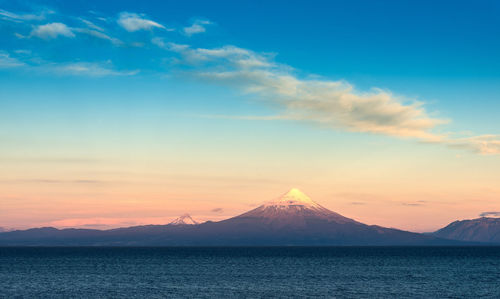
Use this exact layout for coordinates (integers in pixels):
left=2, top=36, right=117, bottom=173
left=1, top=0, right=500, bottom=230
left=1, top=0, right=499, bottom=134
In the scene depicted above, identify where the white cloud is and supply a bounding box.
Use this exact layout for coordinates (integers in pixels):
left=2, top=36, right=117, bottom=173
left=117, top=12, right=165, bottom=32
left=0, top=52, right=138, bottom=77
left=14, top=32, right=27, bottom=39
left=151, top=39, right=192, bottom=54
left=151, top=37, right=167, bottom=48
left=0, top=52, right=25, bottom=68
left=168, top=44, right=445, bottom=141
left=1, top=7, right=497, bottom=156
left=28, top=21, right=121, bottom=44
left=79, top=18, right=105, bottom=32
left=31, top=22, right=75, bottom=39
left=14, top=49, right=32, bottom=55
left=448, top=135, right=500, bottom=155
left=74, top=28, right=123, bottom=45
left=0, top=8, right=50, bottom=22
left=49, top=62, right=138, bottom=77
left=183, top=19, right=212, bottom=36
left=165, top=42, right=190, bottom=52
left=162, top=43, right=500, bottom=155
left=167, top=43, right=273, bottom=69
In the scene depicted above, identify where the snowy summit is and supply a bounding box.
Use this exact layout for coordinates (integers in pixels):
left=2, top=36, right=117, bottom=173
left=263, top=188, right=322, bottom=209
left=237, top=188, right=356, bottom=226
left=169, top=213, right=199, bottom=225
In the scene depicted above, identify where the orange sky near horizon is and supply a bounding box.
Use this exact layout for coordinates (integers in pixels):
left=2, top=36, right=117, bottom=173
left=2, top=134, right=500, bottom=233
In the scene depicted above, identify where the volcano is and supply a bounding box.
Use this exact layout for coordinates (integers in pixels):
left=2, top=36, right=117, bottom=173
left=234, top=188, right=357, bottom=228
left=0, top=188, right=465, bottom=246
left=185, top=188, right=450, bottom=245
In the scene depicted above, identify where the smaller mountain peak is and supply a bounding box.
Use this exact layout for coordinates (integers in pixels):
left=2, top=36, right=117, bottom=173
left=169, top=213, right=199, bottom=225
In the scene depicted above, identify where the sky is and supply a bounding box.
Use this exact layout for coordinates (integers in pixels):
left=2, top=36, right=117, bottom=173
left=1, top=0, right=500, bottom=232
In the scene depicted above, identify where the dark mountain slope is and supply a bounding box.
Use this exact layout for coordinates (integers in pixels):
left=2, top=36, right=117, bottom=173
left=432, top=217, right=500, bottom=243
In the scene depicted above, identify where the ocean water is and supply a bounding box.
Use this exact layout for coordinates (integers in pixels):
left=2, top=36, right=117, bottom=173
left=0, top=247, right=499, bottom=298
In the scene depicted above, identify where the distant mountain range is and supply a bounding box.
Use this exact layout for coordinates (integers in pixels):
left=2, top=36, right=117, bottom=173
left=431, top=217, right=500, bottom=243
left=0, top=189, right=486, bottom=246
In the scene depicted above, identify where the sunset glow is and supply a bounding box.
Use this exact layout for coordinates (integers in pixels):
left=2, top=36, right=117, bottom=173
left=1, top=0, right=500, bottom=233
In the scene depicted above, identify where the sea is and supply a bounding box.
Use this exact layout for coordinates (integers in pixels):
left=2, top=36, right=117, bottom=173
left=1, top=246, right=499, bottom=298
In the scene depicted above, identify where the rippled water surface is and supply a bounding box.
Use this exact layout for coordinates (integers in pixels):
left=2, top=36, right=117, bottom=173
left=1, top=247, right=499, bottom=298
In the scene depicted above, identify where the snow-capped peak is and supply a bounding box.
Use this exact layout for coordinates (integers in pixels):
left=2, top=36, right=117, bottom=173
left=169, top=213, right=199, bottom=225
left=262, top=188, right=321, bottom=209
left=236, top=188, right=356, bottom=226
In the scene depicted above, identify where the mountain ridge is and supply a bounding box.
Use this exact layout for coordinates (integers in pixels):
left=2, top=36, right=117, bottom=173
left=432, top=217, right=500, bottom=243
left=0, top=189, right=475, bottom=246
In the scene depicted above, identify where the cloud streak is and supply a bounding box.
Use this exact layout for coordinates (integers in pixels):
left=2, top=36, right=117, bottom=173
left=447, top=135, right=500, bottom=155
left=48, top=62, right=138, bottom=77
left=479, top=211, right=500, bottom=217
left=117, top=12, right=165, bottom=32
left=160, top=44, right=500, bottom=154
left=74, top=28, right=123, bottom=45
left=0, top=8, right=51, bottom=22
left=79, top=18, right=104, bottom=32
left=0, top=52, right=25, bottom=68
left=168, top=44, right=445, bottom=141
left=184, top=19, right=212, bottom=36
left=0, top=51, right=137, bottom=77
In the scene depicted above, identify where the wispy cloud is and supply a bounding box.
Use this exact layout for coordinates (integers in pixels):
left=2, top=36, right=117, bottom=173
left=167, top=44, right=445, bottom=141
left=22, top=17, right=122, bottom=44
left=447, top=135, right=500, bottom=155
left=0, top=52, right=25, bottom=68
left=74, top=28, right=123, bottom=45
left=479, top=211, right=500, bottom=217
left=183, top=19, right=212, bottom=36
left=402, top=202, right=425, bottom=207
left=14, top=49, right=32, bottom=55
left=0, top=8, right=51, bottom=22
left=159, top=43, right=500, bottom=155
left=48, top=62, right=138, bottom=77
left=0, top=51, right=137, bottom=77
left=151, top=37, right=168, bottom=49
left=79, top=18, right=104, bottom=32
left=211, top=207, right=224, bottom=213
left=117, top=12, right=165, bottom=32
left=31, top=22, right=75, bottom=39
left=2, top=8, right=499, bottom=155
